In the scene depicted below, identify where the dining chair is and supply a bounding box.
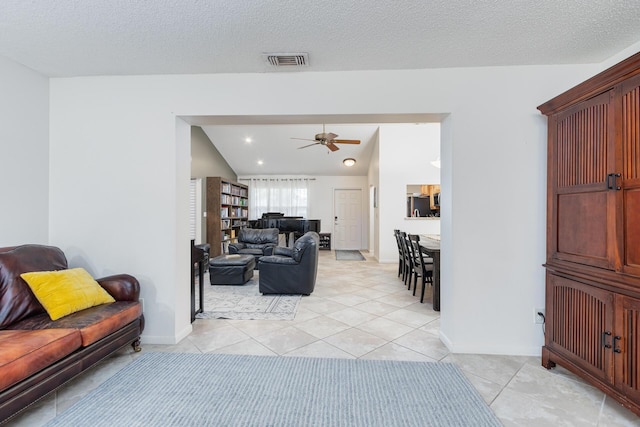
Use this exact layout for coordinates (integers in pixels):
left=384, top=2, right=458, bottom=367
left=408, top=234, right=434, bottom=303
left=393, top=230, right=405, bottom=279
left=399, top=231, right=414, bottom=289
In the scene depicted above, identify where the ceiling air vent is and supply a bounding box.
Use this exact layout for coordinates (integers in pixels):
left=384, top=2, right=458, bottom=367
left=263, top=53, right=309, bottom=67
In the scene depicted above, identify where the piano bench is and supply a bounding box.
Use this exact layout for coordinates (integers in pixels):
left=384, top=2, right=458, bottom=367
left=209, top=254, right=256, bottom=285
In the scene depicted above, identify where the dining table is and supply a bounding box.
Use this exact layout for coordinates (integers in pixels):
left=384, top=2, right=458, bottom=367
left=418, top=234, right=441, bottom=311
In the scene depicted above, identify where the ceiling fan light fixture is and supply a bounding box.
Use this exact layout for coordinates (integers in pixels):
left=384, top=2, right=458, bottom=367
left=343, top=158, right=356, bottom=167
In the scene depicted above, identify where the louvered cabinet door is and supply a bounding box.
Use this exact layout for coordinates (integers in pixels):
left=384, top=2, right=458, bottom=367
left=546, top=273, right=614, bottom=383
left=614, top=295, right=640, bottom=402
left=618, top=75, right=640, bottom=276
left=549, top=91, right=617, bottom=270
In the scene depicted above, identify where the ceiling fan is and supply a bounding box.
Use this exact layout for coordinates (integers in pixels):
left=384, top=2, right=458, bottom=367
left=292, top=124, right=361, bottom=152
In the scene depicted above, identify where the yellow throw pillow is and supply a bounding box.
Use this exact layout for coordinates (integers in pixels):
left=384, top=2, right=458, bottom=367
left=20, top=268, right=115, bottom=321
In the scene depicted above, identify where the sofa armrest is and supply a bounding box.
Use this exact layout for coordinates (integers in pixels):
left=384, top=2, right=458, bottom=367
left=263, top=244, right=277, bottom=256
left=259, top=255, right=298, bottom=265
left=228, top=243, right=245, bottom=254
left=273, top=246, right=293, bottom=257
left=97, top=274, right=140, bottom=301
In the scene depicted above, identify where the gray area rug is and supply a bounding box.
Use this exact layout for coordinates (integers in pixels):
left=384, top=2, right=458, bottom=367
left=45, top=352, right=501, bottom=427
left=195, top=278, right=300, bottom=320
left=335, top=249, right=366, bottom=261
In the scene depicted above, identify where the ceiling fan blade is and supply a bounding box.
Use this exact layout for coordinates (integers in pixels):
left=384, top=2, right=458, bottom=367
left=298, top=142, right=320, bottom=149
left=333, top=139, right=361, bottom=144
left=325, top=132, right=338, bottom=140
left=291, top=137, right=318, bottom=142
left=326, top=142, right=340, bottom=152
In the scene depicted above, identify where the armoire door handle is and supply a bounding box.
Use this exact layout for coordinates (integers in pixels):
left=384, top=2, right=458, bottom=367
left=602, top=331, right=612, bottom=349
left=614, top=335, right=622, bottom=353
left=607, top=173, right=621, bottom=190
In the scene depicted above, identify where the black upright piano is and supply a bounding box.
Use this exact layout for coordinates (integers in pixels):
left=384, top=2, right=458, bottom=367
left=250, top=212, right=321, bottom=246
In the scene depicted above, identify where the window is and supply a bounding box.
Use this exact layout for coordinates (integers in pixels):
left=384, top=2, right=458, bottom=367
left=247, top=178, right=310, bottom=220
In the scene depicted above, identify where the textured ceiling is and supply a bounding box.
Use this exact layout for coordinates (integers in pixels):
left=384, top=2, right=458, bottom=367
left=3, top=1, right=639, bottom=176
left=1, top=1, right=640, bottom=77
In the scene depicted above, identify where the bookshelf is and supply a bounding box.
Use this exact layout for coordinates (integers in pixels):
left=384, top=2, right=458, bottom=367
left=205, top=177, right=249, bottom=257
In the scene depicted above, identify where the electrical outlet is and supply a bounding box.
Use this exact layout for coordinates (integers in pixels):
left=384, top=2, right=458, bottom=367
left=534, top=308, right=545, bottom=324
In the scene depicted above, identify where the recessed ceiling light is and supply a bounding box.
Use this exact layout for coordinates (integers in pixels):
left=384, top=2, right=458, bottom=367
left=343, top=158, right=356, bottom=167
left=245, top=137, right=252, bottom=143
left=257, top=160, right=264, bottom=165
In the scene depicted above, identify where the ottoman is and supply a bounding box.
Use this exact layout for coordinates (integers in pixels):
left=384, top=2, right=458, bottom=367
left=209, top=254, right=256, bottom=285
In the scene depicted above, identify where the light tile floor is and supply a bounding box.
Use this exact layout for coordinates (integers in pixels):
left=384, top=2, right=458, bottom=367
left=7, top=250, right=640, bottom=426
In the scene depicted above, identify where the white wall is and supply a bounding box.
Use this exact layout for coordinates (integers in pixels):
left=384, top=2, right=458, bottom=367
left=0, top=56, right=49, bottom=246
left=368, top=134, right=380, bottom=258
left=377, top=124, right=441, bottom=263
left=191, top=126, right=237, bottom=181
left=48, top=61, right=606, bottom=353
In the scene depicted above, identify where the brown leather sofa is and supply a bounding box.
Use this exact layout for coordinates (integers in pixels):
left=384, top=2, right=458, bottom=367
left=0, top=244, right=144, bottom=424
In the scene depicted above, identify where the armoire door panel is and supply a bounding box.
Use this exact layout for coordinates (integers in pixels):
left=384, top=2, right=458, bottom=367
left=555, top=92, right=612, bottom=189
left=550, top=91, right=617, bottom=269
left=623, top=188, right=640, bottom=274
left=620, top=75, right=640, bottom=276
left=622, top=83, right=639, bottom=182
left=614, top=295, right=640, bottom=402
left=547, top=274, right=613, bottom=383
left=555, top=192, right=609, bottom=267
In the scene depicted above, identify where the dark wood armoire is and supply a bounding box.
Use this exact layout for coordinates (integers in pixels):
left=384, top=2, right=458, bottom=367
left=538, top=51, right=640, bottom=414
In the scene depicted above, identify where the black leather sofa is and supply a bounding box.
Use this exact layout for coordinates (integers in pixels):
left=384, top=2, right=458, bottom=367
left=258, top=232, right=319, bottom=295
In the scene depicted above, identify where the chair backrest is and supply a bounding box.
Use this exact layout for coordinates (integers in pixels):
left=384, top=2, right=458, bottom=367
left=399, top=231, right=413, bottom=269
left=408, top=233, right=420, bottom=258
left=409, top=234, right=431, bottom=274
left=292, top=232, right=319, bottom=263
left=393, top=230, right=403, bottom=256
left=293, top=232, right=320, bottom=289
left=238, top=228, right=279, bottom=245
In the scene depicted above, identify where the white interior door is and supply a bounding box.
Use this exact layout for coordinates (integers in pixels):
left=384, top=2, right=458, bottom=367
left=334, top=189, right=362, bottom=250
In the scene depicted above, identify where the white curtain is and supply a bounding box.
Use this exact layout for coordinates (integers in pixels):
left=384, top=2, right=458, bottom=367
left=248, top=178, right=311, bottom=220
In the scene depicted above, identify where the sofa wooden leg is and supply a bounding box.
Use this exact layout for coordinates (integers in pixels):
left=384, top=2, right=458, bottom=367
left=132, top=337, right=142, bottom=352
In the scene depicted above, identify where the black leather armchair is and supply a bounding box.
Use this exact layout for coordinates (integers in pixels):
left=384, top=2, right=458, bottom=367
left=228, top=228, right=279, bottom=263
left=258, top=232, right=319, bottom=295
